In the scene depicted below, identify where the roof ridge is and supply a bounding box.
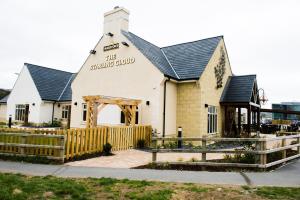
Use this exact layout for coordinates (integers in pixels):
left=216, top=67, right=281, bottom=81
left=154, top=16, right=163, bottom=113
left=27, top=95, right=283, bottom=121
left=25, top=63, right=73, bottom=74
left=161, top=35, right=223, bottom=49
left=231, top=74, right=256, bottom=77
left=125, top=31, right=161, bottom=49
left=160, top=49, right=180, bottom=79
left=57, top=74, right=75, bottom=101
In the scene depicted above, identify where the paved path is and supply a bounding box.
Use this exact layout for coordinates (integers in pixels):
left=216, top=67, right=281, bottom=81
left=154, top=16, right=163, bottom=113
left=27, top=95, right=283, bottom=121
left=66, top=149, right=224, bottom=168
left=0, top=160, right=299, bottom=187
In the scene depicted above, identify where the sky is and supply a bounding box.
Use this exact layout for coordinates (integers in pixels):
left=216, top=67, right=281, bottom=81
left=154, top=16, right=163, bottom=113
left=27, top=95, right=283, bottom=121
left=0, top=0, right=299, bottom=108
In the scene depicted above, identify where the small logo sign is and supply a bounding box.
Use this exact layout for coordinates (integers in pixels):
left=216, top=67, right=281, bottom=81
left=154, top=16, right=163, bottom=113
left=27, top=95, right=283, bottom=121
left=103, top=43, right=119, bottom=52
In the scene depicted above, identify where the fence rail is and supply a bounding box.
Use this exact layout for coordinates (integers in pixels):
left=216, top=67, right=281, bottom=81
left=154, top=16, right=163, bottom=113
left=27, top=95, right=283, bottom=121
left=0, top=125, right=152, bottom=162
left=152, top=134, right=300, bottom=169
left=0, top=132, right=64, bottom=162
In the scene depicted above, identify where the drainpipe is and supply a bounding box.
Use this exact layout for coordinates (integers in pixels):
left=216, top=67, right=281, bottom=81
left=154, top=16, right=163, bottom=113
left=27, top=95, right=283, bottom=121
left=162, top=77, right=170, bottom=138
left=51, top=101, right=56, bottom=125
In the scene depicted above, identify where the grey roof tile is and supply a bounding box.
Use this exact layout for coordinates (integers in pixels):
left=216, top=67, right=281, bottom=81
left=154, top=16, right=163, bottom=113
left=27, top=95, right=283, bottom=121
left=122, top=31, right=178, bottom=79
left=162, top=36, right=223, bottom=80
left=0, top=95, right=9, bottom=104
left=122, top=30, right=222, bottom=80
left=220, top=75, right=257, bottom=103
left=26, top=63, right=74, bottom=102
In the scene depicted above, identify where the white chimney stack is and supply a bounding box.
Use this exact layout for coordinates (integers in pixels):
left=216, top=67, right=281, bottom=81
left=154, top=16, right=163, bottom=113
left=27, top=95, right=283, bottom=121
left=103, top=6, right=130, bottom=34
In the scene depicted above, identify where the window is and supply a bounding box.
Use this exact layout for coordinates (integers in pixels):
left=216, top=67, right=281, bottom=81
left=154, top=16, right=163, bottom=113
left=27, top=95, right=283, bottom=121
left=15, top=104, right=26, bottom=121
left=62, top=105, right=70, bottom=119
left=208, top=106, right=218, bottom=133
left=82, top=104, right=87, bottom=122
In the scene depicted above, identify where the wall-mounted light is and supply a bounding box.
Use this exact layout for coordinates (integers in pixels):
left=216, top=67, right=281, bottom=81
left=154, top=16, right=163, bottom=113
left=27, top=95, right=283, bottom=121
left=146, top=101, right=150, bottom=106
left=205, top=104, right=208, bottom=108
left=32, top=103, right=35, bottom=106
left=57, top=104, right=61, bottom=108
left=74, top=102, right=78, bottom=106
left=121, top=41, right=129, bottom=47
left=89, top=50, right=96, bottom=54
left=106, top=32, right=114, bottom=37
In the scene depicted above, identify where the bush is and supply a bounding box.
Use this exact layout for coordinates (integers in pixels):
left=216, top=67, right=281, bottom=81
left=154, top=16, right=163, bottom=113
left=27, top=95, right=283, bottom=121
left=137, top=139, right=146, bottom=149
left=103, top=143, right=112, bottom=156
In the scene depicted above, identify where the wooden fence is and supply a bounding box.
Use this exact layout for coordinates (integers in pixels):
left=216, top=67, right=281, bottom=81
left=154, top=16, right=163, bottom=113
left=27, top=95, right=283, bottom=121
left=65, top=125, right=151, bottom=160
left=0, top=132, right=64, bottom=162
left=0, top=125, right=152, bottom=162
left=152, top=133, right=300, bottom=169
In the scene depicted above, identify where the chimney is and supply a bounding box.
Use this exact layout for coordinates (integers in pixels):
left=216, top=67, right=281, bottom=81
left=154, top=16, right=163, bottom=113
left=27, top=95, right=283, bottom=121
left=103, top=6, right=129, bottom=35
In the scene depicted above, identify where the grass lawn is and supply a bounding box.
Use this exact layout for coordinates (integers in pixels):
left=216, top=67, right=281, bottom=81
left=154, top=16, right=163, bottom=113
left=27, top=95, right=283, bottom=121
left=0, top=173, right=299, bottom=200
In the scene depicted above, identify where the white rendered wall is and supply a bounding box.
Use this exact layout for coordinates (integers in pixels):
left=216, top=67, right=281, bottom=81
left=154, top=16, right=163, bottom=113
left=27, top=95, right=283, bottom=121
left=6, top=66, right=42, bottom=123
left=0, top=104, right=7, bottom=122
left=71, top=32, right=165, bottom=132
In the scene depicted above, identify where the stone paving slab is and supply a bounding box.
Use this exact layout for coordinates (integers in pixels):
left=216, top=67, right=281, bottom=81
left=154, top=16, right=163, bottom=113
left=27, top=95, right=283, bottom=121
left=65, top=149, right=224, bottom=168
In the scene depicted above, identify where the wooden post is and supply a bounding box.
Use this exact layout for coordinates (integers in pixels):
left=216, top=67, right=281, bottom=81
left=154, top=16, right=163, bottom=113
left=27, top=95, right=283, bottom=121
left=297, top=136, right=300, bottom=155
left=20, top=135, right=26, bottom=155
left=152, top=137, right=157, bottom=162
left=202, top=136, right=207, bottom=162
left=260, top=139, right=267, bottom=169
left=257, top=109, right=260, bottom=132
left=131, top=105, right=137, bottom=126
left=238, top=107, right=241, bottom=135
left=247, top=105, right=251, bottom=136
left=59, top=135, right=65, bottom=163
left=86, top=101, right=91, bottom=128
left=282, top=138, right=287, bottom=161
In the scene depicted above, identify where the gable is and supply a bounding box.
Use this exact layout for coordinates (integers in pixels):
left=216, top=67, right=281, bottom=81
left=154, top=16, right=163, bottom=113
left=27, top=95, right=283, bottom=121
left=220, top=75, right=257, bottom=103
left=8, top=66, right=42, bottom=103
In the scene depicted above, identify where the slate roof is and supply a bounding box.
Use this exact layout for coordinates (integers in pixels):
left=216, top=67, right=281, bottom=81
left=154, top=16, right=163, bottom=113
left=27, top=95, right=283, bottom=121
left=25, top=63, right=74, bottom=102
left=0, top=95, right=9, bottom=104
left=122, top=30, right=222, bottom=80
left=220, top=75, right=257, bottom=103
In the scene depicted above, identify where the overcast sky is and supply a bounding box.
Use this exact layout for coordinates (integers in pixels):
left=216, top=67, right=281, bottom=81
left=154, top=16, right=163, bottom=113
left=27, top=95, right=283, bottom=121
left=0, top=0, right=299, bottom=108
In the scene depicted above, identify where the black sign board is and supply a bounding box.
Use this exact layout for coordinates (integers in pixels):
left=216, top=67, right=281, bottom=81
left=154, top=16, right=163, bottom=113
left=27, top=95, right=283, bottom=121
left=103, top=43, right=119, bottom=52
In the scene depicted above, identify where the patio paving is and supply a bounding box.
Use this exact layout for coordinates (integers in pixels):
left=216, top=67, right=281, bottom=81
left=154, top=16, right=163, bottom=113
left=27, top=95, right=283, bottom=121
left=65, top=149, right=224, bottom=168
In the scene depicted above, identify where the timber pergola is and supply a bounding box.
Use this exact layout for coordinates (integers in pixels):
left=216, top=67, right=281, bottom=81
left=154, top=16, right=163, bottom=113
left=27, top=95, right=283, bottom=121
left=83, top=95, right=142, bottom=128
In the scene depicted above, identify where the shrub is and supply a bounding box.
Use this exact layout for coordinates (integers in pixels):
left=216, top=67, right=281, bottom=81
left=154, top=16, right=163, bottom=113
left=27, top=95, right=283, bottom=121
left=137, top=139, right=146, bottom=149
left=103, top=143, right=112, bottom=156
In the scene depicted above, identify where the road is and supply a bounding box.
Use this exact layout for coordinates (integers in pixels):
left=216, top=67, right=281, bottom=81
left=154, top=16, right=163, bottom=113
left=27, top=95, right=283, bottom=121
left=0, top=159, right=299, bottom=187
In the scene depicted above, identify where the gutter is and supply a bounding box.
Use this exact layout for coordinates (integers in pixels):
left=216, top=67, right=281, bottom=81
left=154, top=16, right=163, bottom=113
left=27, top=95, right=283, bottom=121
left=51, top=101, right=56, bottom=125
left=162, top=77, right=170, bottom=139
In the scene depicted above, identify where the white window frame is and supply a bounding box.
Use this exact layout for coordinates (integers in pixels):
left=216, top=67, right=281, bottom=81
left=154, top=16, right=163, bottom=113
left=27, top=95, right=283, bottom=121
left=208, top=106, right=218, bottom=134
left=61, top=105, right=70, bottom=119
left=15, top=104, right=26, bottom=121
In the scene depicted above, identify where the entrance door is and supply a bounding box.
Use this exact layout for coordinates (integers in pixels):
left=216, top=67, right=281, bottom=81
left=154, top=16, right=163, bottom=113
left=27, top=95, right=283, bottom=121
left=24, top=104, right=29, bottom=125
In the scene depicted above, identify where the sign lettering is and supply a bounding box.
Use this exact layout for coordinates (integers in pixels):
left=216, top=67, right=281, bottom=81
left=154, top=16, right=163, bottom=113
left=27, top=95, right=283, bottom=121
left=90, top=54, right=135, bottom=71
left=103, top=43, right=119, bottom=51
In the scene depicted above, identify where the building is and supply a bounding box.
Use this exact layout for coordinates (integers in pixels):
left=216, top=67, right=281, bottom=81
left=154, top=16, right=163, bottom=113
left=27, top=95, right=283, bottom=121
left=0, top=95, right=8, bottom=122
left=6, top=63, right=75, bottom=127
left=272, top=102, right=300, bottom=121
left=71, top=7, right=260, bottom=137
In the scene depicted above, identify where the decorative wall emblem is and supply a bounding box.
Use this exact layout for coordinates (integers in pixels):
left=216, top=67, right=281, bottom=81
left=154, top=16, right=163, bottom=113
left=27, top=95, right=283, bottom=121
left=214, top=47, right=226, bottom=89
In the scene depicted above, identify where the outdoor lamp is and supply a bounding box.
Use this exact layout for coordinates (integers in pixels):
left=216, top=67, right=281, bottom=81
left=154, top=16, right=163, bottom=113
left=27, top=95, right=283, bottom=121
left=106, top=32, right=114, bottom=37
left=89, top=50, right=96, bottom=54
left=122, top=41, right=129, bottom=47
left=74, top=102, right=78, bottom=106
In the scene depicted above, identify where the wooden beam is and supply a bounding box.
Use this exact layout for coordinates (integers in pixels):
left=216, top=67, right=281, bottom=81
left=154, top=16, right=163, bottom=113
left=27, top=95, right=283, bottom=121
left=247, top=105, right=251, bottom=136
left=238, top=108, right=241, bottom=135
